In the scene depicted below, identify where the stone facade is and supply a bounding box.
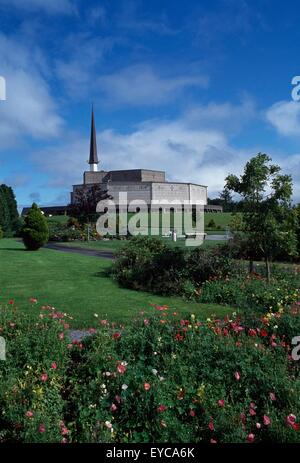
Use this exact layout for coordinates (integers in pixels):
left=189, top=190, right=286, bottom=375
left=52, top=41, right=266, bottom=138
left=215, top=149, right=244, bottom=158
left=71, top=168, right=207, bottom=211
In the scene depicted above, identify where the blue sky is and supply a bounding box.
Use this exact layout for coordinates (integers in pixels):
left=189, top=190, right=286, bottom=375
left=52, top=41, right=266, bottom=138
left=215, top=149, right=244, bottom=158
left=0, top=0, right=300, bottom=208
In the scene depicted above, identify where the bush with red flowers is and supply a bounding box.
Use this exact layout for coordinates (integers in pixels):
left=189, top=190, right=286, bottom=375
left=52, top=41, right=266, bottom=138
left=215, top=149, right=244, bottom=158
left=1, top=301, right=300, bottom=443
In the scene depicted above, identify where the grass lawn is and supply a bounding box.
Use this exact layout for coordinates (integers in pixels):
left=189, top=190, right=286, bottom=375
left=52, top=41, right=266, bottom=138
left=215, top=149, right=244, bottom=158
left=53, top=237, right=226, bottom=253
left=204, top=212, right=241, bottom=231
left=0, top=238, right=232, bottom=327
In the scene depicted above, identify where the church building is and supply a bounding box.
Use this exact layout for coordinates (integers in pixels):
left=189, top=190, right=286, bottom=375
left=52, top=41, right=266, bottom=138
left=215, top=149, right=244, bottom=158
left=70, top=109, right=208, bottom=213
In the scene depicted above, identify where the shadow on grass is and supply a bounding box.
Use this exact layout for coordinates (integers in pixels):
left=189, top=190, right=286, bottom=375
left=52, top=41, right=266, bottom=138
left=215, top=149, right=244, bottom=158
left=1, top=247, right=27, bottom=252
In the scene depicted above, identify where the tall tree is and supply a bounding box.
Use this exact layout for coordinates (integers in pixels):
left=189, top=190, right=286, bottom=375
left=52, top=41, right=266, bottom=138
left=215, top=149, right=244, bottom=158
left=0, top=188, right=10, bottom=234
left=68, top=184, right=112, bottom=224
left=0, top=184, right=19, bottom=231
left=225, top=153, right=298, bottom=281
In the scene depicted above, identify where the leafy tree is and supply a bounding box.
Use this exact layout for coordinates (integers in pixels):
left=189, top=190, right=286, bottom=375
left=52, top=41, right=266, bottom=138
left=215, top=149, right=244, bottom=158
left=0, top=188, right=10, bottom=234
left=0, top=184, right=19, bottom=231
left=225, top=153, right=298, bottom=281
left=68, top=184, right=111, bottom=224
left=21, top=203, right=49, bottom=250
left=296, top=204, right=300, bottom=257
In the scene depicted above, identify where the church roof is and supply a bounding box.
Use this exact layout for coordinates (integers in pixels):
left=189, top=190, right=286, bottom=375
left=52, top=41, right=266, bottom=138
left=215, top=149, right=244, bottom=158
left=89, top=107, right=99, bottom=164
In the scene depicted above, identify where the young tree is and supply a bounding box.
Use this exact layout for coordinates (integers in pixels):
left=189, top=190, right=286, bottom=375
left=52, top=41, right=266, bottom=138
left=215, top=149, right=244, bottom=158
left=21, top=203, right=49, bottom=250
left=68, top=185, right=111, bottom=224
left=225, top=153, right=298, bottom=281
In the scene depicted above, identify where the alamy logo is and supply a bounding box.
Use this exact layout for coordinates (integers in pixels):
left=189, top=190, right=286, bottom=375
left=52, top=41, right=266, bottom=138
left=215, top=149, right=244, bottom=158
left=0, top=337, right=6, bottom=361
left=291, top=336, right=300, bottom=361
left=0, top=75, right=6, bottom=101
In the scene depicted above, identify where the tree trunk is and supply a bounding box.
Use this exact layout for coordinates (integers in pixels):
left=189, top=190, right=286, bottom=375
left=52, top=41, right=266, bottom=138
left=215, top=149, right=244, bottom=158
left=265, top=257, right=271, bottom=283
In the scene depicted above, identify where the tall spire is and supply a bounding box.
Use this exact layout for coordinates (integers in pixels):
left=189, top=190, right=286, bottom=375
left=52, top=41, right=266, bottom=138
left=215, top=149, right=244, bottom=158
left=89, top=105, right=99, bottom=171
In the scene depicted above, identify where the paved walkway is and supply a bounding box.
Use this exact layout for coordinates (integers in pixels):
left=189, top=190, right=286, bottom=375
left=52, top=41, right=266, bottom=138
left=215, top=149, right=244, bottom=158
left=46, top=234, right=229, bottom=260
left=45, top=242, right=115, bottom=260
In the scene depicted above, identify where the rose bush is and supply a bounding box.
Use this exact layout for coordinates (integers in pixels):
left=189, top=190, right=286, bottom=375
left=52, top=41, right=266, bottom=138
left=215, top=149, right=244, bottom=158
left=1, top=300, right=300, bottom=443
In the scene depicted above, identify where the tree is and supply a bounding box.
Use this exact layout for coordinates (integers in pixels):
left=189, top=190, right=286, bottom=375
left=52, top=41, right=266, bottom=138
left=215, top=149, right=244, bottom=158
left=68, top=184, right=111, bottom=224
left=219, top=187, right=234, bottom=212
left=0, top=184, right=19, bottom=231
left=296, top=204, right=300, bottom=257
left=0, top=188, right=10, bottom=234
left=21, top=203, right=49, bottom=250
left=225, top=153, right=298, bottom=281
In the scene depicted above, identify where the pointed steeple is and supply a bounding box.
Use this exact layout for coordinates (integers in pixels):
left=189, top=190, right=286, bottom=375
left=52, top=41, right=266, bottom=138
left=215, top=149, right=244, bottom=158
left=89, top=105, right=99, bottom=171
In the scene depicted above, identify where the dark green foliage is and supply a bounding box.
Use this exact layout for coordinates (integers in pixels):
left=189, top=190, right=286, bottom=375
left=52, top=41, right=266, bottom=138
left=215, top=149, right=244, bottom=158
left=0, top=225, right=3, bottom=239
left=207, top=218, right=217, bottom=228
left=0, top=184, right=19, bottom=236
left=225, top=153, right=298, bottom=280
left=21, top=203, right=49, bottom=250
left=113, top=236, right=240, bottom=297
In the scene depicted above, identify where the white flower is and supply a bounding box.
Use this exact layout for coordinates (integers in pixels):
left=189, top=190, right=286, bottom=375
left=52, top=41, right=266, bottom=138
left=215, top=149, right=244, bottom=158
left=94, top=313, right=99, bottom=318
left=100, top=384, right=106, bottom=389
left=154, top=352, right=158, bottom=356
left=152, top=369, right=158, bottom=375
left=122, top=384, right=128, bottom=390
left=105, top=421, right=112, bottom=429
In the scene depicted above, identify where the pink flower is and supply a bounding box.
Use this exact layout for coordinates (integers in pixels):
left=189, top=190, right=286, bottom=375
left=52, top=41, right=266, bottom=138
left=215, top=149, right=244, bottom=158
left=38, top=424, right=46, bottom=433
left=144, top=319, right=150, bottom=325
left=8, top=299, right=14, bottom=305
left=29, top=298, right=37, bottom=303
left=112, top=332, right=121, bottom=340
left=115, top=395, right=121, bottom=403
left=157, top=404, right=167, bottom=413
left=249, top=408, right=256, bottom=416
left=111, top=404, right=117, bottom=412
left=210, top=439, right=217, bottom=444
left=117, top=363, right=126, bottom=374
left=105, top=421, right=112, bottom=429
left=58, top=332, right=64, bottom=340
left=51, top=362, right=57, bottom=370
left=256, top=423, right=261, bottom=429
left=269, top=392, right=276, bottom=401
left=26, top=410, right=34, bottom=418
left=144, top=383, right=151, bottom=391
left=189, top=410, right=196, bottom=417
left=208, top=419, right=214, bottom=431
left=40, top=373, right=48, bottom=382
left=286, top=414, right=299, bottom=429
left=263, top=415, right=271, bottom=426
left=248, top=329, right=257, bottom=337
left=218, top=399, right=225, bottom=407
left=247, top=433, right=255, bottom=443
left=61, top=426, right=69, bottom=436
left=234, top=371, right=241, bottom=381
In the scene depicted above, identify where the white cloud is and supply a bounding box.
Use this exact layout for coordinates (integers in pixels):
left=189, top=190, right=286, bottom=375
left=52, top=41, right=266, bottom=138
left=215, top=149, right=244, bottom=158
left=184, top=98, right=256, bottom=133
left=0, top=33, right=63, bottom=148
left=96, top=64, right=209, bottom=107
left=266, top=100, right=300, bottom=137
left=0, top=0, right=75, bottom=14
left=31, top=115, right=249, bottom=200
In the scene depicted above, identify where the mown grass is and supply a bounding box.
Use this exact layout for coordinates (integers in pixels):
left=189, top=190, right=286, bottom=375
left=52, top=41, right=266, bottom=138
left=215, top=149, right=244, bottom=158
left=0, top=238, right=232, bottom=327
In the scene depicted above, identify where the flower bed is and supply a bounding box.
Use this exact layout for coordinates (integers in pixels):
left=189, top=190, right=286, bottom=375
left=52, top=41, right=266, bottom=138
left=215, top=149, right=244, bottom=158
left=1, top=302, right=300, bottom=443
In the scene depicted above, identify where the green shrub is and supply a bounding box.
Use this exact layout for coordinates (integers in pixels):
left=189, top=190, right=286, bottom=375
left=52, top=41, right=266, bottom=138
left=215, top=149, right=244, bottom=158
left=0, top=225, right=3, bottom=239
left=207, top=219, right=216, bottom=229
left=0, top=304, right=71, bottom=443
left=1, top=302, right=300, bottom=443
left=113, top=237, right=241, bottom=298
left=69, top=307, right=300, bottom=443
left=21, top=203, right=49, bottom=250
left=199, top=273, right=300, bottom=313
